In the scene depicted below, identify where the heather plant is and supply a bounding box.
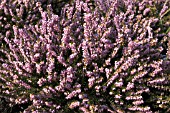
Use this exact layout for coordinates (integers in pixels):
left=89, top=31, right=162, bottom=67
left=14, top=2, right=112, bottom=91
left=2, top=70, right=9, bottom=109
left=0, top=0, right=170, bottom=113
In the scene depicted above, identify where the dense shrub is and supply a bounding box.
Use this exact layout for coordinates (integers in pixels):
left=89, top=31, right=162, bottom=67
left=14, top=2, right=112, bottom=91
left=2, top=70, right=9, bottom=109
left=0, top=0, right=170, bottom=112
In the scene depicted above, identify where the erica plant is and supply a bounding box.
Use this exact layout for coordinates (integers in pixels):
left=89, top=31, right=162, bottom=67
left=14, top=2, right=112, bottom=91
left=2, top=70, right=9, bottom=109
left=0, top=0, right=170, bottom=113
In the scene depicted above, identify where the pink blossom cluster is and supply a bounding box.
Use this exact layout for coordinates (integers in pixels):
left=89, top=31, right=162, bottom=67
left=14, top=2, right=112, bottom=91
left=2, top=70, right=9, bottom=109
left=0, top=0, right=170, bottom=112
